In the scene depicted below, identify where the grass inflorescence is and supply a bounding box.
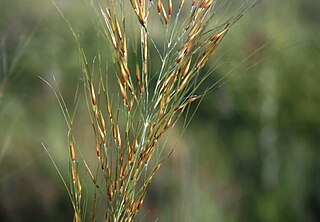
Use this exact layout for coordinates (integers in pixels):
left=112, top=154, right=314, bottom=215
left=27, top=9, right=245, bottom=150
left=49, top=0, right=257, bottom=221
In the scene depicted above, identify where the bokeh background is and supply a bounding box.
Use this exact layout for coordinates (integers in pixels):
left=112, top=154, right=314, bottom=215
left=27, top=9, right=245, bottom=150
left=1, top=0, right=320, bottom=221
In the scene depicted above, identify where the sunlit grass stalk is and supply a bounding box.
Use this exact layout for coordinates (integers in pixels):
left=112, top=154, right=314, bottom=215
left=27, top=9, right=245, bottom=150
left=51, top=0, right=256, bottom=221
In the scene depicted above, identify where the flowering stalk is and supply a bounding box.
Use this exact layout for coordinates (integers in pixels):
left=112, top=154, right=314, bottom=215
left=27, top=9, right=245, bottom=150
left=57, top=0, right=256, bottom=221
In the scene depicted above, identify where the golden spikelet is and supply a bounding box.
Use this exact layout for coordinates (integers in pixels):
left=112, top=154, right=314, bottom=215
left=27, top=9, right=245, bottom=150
left=116, top=125, right=122, bottom=147
left=98, top=125, right=106, bottom=144
left=71, top=164, right=76, bottom=182
left=160, top=3, right=169, bottom=25
left=130, top=0, right=138, bottom=11
left=106, top=96, right=112, bottom=120
left=69, top=141, right=76, bottom=161
left=180, top=56, right=192, bottom=77
left=112, top=124, right=117, bottom=141
left=117, top=76, right=128, bottom=105
left=115, top=17, right=123, bottom=41
left=95, top=139, right=101, bottom=158
left=165, top=116, right=172, bottom=129
left=90, top=80, right=97, bottom=106
left=129, top=96, right=135, bottom=112
left=100, top=111, right=106, bottom=132
left=178, top=74, right=190, bottom=91
left=77, top=176, right=82, bottom=194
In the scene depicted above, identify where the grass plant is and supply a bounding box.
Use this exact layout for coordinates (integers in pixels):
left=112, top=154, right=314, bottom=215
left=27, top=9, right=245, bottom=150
left=46, top=0, right=257, bottom=221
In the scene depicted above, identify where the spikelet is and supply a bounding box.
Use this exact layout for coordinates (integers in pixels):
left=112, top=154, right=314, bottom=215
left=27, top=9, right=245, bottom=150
left=99, top=111, right=106, bottom=132
left=69, top=141, right=76, bottom=161
left=107, top=184, right=114, bottom=201
left=90, top=80, right=97, bottom=106
left=98, top=125, right=106, bottom=144
left=168, top=0, right=173, bottom=16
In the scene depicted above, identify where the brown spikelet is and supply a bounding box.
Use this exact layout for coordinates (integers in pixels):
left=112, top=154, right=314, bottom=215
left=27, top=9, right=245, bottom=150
left=157, top=0, right=162, bottom=13
left=202, top=42, right=217, bottom=58
left=123, top=162, right=128, bottom=176
left=211, top=29, right=228, bottom=42
left=136, top=63, right=141, bottom=84
left=117, top=76, right=128, bottom=104
left=127, top=81, right=134, bottom=94
left=168, top=0, right=173, bottom=16
left=175, top=95, right=203, bottom=111
left=200, top=0, right=214, bottom=9
left=152, top=139, right=158, bottom=149
left=145, top=151, right=153, bottom=165
left=129, top=153, right=133, bottom=163
left=95, top=139, right=101, bottom=158
left=133, top=139, right=138, bottom=154
left=140, top=151, right=146, bottom=160
left=165, top=116, right=172, bottom=129
left=153, top=163, right=161, bottom=173
left=107, top=184, right=114, bottom=201
left=188, top=95, right=203, bottom=103
left=119, top=165, right=124, bottom=179
left=120, top=65, right=128, bottom=86
left=175, top=104, right=184, bottom=111
left=137, top=159, right=143, bottom=169
left=115, top=179, right=119, bottom=192
left=127, top=142, right=132, bottom=156
left=100, top=156, right=105, bottom=170
left=199, top=0, right=207, bottom=8
left=121, top=59, right=131, bottom=77
left=131, top=168, right=138, bottom=180
left=139, top=82, right=145, bottom=95
left=149, top=123, right=153, bottom=135
left=137, top=198, right=144, bottom=210
left=176, top=52, right=184, bottom=63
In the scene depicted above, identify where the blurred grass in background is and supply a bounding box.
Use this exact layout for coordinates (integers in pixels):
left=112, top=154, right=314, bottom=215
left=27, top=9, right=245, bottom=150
left=0, top=0, right=320, bottom=221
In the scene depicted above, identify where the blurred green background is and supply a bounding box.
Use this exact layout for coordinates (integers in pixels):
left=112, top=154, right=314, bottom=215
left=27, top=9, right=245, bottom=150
left=1, top=0, right=320, bottom=221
